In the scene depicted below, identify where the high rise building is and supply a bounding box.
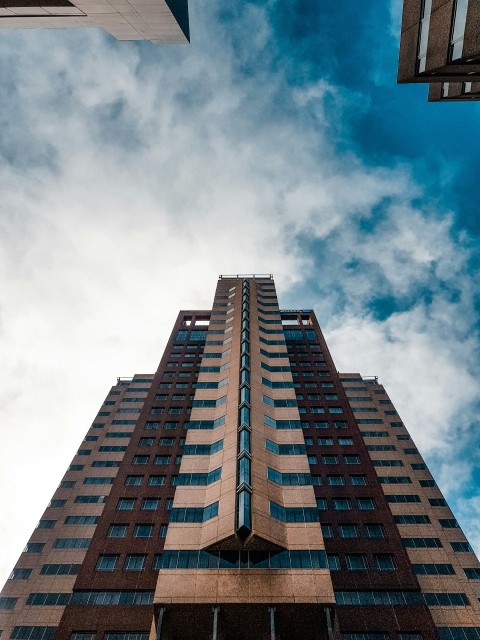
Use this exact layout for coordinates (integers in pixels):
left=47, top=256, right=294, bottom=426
left=0, top=0, right=188, bottom=43
left=397, top=0, right=480, bottom=101
left=1, top=274, right=480, bottom=640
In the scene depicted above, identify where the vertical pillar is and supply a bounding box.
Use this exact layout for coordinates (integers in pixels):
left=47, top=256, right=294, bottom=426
left=212, top=605, right=220, bottom=640
left=268, top=606, right=276, bottom=640
left=325, top=607, right=334, bottom=640
left=155, top=607, right=166, bottom=640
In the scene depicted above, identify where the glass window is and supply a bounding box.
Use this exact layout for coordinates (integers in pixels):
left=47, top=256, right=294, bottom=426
left=365, top=524, right=385, bottom=538
left=124, top=555, right=146, bottom=571
left=374, top=554, right=397, bottom=571
left=327, top=554, right=341, bottom=571
left=350, top=475, right=367, bottom=485
left=339, top=524, right=359, bottom=538
left=140, top=496, right=159, bottom=510
left=333, top=499, right=351, bottom=511
left=345, top=555, right=368, bottom=571
left=134, top=524, right=154, bottom=538
left=96, top=555, right=118, bottom=571
left=107, top=525, right=128, bottom=538
left=357, top=498, right=376, bottom=510
left=117, top=499, right=135, bottom=510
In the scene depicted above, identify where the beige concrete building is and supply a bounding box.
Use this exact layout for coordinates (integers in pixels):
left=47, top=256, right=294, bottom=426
left=0, top=0, right=189, bottom=43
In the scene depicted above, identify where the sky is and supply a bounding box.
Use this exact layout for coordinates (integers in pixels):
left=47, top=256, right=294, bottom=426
left=0, top=0, right=480, bottom=587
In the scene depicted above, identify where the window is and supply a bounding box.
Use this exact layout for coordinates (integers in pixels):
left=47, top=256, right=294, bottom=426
left=24, top=542, right=45, bottom=553
left=108, top=525, right=128, bottom=538
left=339, top=524, right=359, bottom=538
left=413, top=564, right=456, bottom=576
left=374, top=554, right=396, bottom=571
left=41, top=564, right=79, bottom=575
left=125, top=475, right=143, bottom=486
left=308, top=455, right=318, bottom=464
left=327, top=555, right=341, bottom=571
left=439, top=519, right=459, bottom=529
left=141, top=498, right=159, bottom=510
left=170, top=501, right=219, bottom=523
left=361, top=431, right=388, bottom=437
left=402, top=538, right=442, bottom=548
left=148, top=475, right=165, bottom=486
left=91, top=461, right=120, bottom=468
left=139, top=437, right=154, bottom=446
left=316, top=498, right=327, bottom=510
left=154, top=455, right=171, bottom=465
left=464, top=568, right=480, bottom=579
left=124, top=555, right=146, bottom=571
left=423, top=593, right=470, bottom=606
left=36, top=520, right=56, bottom=529
left=357, top=498, right=376, bottom=510
left=386, top=494, right=420, bottom=503
left=411, top=463, right=427, bottom=470
left=49, top=499, right=66, bottom=507
left=329, top=407, right=343, bottom=414
left=318, top=437, right=334, bottom=446
left=451, top=541, right=472, bottom=552
left=10, top=627, right=56, bottom=640
left=0, top=596, right=18, bottom=610
left=321, top=524, right=333, bottom=538
left=117, top=499, right=135, bottom=510
left=420, top=479, right=436, bottom=487
left=132, top=455, right=149, bottom=465
left=322, top=455, right=338, bottom=464
left=9, top=568, right=32, bottom=580
left=429, top=498, right=447, bottom=507
left=344, top=455, right=360, bottom=464
left=394, top=515, right=430, bottom=524
left=378, top=476, right=412, bottom=484
left=346, top=554, right=368, bottom=571
left=311, top=407, right=325, bottom=414
left=333, top=498, right=351, bottom=511
left=96, top=555, right=118, bottom=571
left=350, top=475, right=367, bottom=485
left=134, top=524, right=154, bottom=538
left=365, top=524, right=385, bottom=538
left=315, top=421, right=329, bottom=429
left=59, top=480, right=76, bottom=489
left=338, top=437, right=354, bottom=446
left=107, top=431, right=134, bottom=437
left=327, top=475, right=344, bottom=486
left=65, top=516, right=98, bottom=525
